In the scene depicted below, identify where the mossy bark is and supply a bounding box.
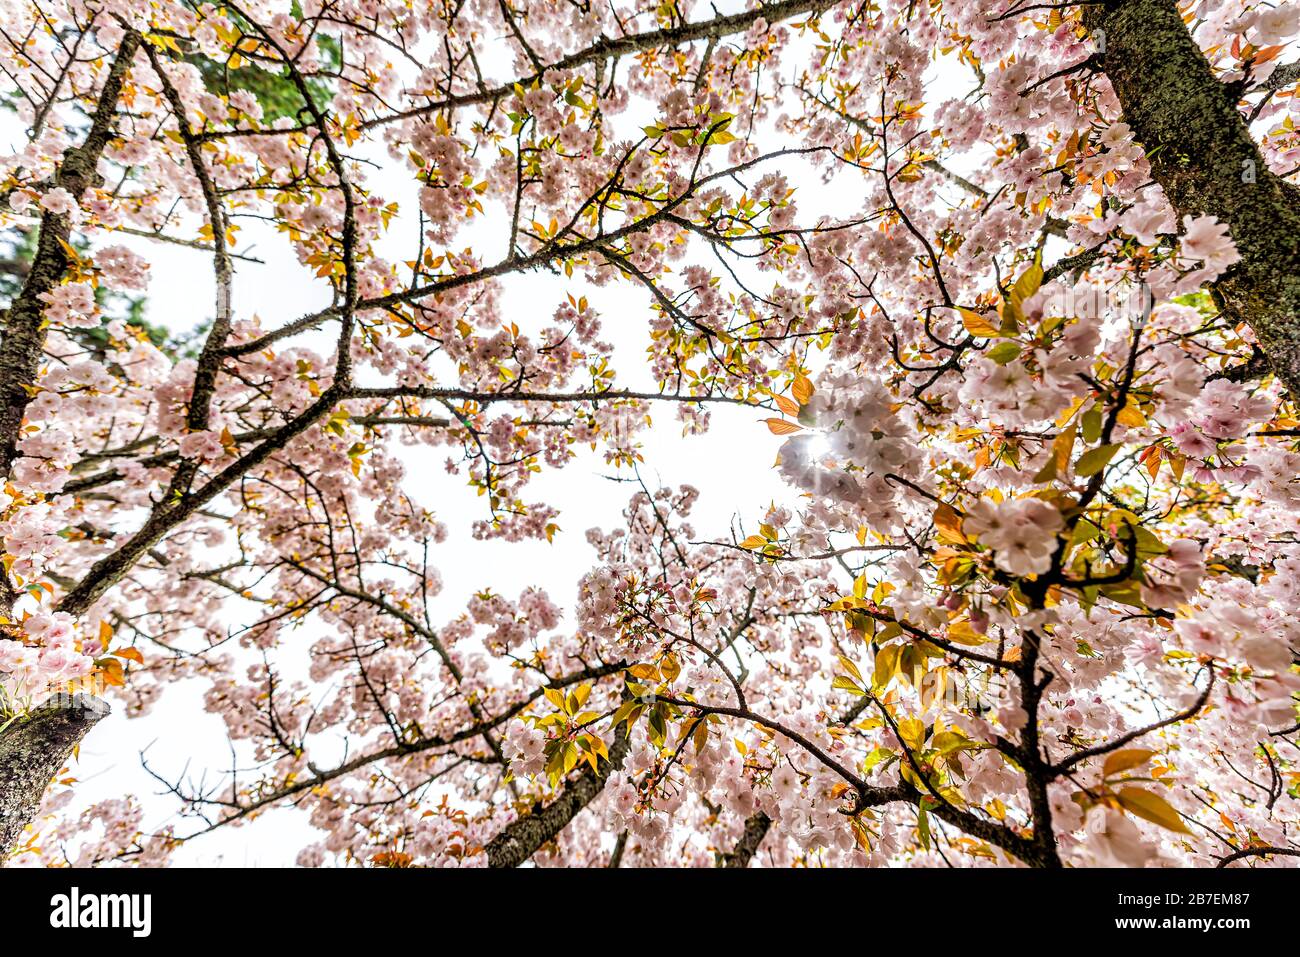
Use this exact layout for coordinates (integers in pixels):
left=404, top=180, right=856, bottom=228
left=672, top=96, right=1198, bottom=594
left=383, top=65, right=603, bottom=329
left=1084, top=0, right=1300, bottom=394
left=0, top=694, right=110, bottom=861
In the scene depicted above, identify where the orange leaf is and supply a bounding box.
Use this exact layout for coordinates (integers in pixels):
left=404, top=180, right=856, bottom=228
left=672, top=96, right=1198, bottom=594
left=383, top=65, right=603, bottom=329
left=114, top=647, right=145, bottom=665
left=773, top=394, right=800, bottom=416
left=960, top=308, right=1001, bottom=338
left=97, top=657, right=125, bottom=687
left=933, top=502, right=966, bottom=544
left=792, top=374, right=814, bottom=405
left=764, top=418, right=803, bottom=435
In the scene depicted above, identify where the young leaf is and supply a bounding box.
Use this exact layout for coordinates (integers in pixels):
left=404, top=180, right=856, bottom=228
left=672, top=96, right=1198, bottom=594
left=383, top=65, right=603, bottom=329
left=986, top=341, right=1023, bottom=365
left=832, top=674, right=866, bottom=696
left=837, top=655, right=864, bottom=685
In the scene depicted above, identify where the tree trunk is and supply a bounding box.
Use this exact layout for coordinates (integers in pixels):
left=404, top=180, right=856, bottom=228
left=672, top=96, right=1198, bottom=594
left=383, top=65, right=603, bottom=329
left=720, top=811, right=771, bottom=867
left=1084, top=0, right=1300, bottom=394
left=485, top=724, right=630, bottom=867
left=0, top=693, right=110, bottom=861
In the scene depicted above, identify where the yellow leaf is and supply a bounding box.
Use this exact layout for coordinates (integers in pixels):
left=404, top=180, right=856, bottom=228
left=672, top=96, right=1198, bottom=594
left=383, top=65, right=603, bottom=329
left=873, top=644, right=901, bottom=691
left=1034, top=422, right=1077, bottom=483
left=1167, top=450, right=1187, bottom=482
left=792, top=374, right=815, bottom=405
left=660, top=653, right=681, bottom=683
left=693, top=720, right=709, bottom=754
left=543, top=687, right=567, bottom=710
left=96, top=657, right=125, bottom=687
left=1116, top=400, right=1146, bottom=428
left=1117, top=787, right=1190, bottom=833
left=1103, top=748, right=1155, bottom=777
left=946, top=620, right=990, bottom=646
left=1009, top=260, right=1043, bottom=310
left=570, top=682, right=592, bottom=710
left=897, top=717, right=927, bottom=752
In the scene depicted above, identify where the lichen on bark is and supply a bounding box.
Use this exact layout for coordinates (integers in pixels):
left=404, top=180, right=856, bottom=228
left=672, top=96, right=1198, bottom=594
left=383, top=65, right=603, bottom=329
left=0, top=694, right=110, bottom=861
left=1085, top=0, right=1300, bottom=395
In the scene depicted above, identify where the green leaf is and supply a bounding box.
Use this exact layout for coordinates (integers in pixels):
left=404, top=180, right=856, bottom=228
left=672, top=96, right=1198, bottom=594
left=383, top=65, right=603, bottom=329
left=832, top=674, right=866, bottom=696
left=1081, top=405, right=1103, bottom=444
left=986, top=341, right=1023, bottom=365
left=609, top=699, right=640, bottom=729
left=1076, top=443, right=1122, bottom=477
left=1100, top=578, right=1145, bottom=608
left=837, top=655, right=864, bottom=684
left=863, top=746, right=895, bottom=773
left=1068, top=517, right=1101, bottom=555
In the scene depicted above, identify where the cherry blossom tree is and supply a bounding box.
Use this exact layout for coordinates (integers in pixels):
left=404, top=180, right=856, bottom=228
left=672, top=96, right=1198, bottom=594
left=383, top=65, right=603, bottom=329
left=0, top=0, right=1298, bottom=868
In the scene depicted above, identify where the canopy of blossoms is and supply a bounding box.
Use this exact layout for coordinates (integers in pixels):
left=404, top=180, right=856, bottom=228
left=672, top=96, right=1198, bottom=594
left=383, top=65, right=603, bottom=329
left=0, top=0, right=1297, bottom=868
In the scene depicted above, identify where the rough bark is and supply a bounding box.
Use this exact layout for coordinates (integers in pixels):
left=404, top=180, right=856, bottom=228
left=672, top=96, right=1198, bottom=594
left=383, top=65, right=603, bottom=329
left=0, top=32, right=139, bottom=617
left=0, top=694, right=110, bottom=860
left=485, top=724, right=631, bottom=868
left=0, top=28, right=134, bottom=868
left=720, top=811, right=771, bottom=867
left=1084, top=0, right=1300, bottom=394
